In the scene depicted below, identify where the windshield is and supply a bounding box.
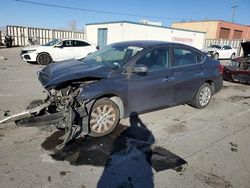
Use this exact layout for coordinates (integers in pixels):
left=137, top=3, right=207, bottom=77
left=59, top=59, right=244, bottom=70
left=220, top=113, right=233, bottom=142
left=209, top=45, right=221, bottom=49
left=43, top=39, right=62, bottom=46
left=81, top=43, right=144, bottom=68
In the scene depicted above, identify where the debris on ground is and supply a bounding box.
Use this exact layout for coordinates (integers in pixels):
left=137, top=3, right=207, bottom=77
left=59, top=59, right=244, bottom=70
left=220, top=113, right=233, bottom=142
left=3, top=110, right=10, bottom=117
left=230, top=142, right=238, bottom=152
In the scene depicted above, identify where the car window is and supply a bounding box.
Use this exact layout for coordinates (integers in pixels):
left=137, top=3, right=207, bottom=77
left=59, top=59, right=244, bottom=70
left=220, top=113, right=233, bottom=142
left=210, top=45, right=221, bottom=49
left=83, top=44, right=143, bottom=68
left=222, top=45, right=231, bottom=50
left=62, top=40, right=73, bottom=47
left=73, top=40, right=90, bottom=47
left=173, top=48, right=202, bottom=66
left=42, top=39, right=62, bottom=46
left=136, top=48, right=169, bottom=71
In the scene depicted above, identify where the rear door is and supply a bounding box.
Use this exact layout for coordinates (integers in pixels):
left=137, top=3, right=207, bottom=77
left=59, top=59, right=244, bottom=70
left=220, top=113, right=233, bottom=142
left=53, top=40, right=76, bottom=61
left=220, top=45, right=233, bottom=59
left=171, top=46, right=205, bottom=103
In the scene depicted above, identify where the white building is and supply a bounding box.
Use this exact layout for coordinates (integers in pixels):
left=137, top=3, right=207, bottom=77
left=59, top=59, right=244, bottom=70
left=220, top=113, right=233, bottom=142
left=85, top=21, right=205, bottom=49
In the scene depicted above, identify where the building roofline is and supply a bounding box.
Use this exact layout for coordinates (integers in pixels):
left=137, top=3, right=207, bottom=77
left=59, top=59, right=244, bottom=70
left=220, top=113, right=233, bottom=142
left=172, top=20, right=250, bottom=27
left=86, top=20, right=206, bottom=34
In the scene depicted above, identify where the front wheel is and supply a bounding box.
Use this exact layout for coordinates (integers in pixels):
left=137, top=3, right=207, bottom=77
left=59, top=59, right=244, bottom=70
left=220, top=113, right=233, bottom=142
left=230, top=53, right=235, bottom=60
left=89, top=98, right=120, bottom=137
left=37, top=53, right=52, bottom=65
left=190, top=83, right=212, bottom=109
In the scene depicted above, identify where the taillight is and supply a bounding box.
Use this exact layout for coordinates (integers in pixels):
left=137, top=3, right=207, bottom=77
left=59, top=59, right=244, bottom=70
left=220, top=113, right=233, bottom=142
left=219, top=64, right=224, bottom=74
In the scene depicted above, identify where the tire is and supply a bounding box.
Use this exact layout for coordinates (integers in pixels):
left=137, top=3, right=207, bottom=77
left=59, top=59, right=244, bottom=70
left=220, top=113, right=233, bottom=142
left=37, top=53, right=52, bottom=65
left=190, top=83, right=212, bottom=109
left=214, top=53, right=219, bottom=60
left=230, top=53, right=235, bottom=60
left=89, top=98, right=120, bottom=137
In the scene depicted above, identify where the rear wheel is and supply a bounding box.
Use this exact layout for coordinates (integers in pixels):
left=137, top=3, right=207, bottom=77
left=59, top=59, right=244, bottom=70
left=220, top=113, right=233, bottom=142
left=190, top=83, right=212, bottom=109
left=37, top=53, right=52, bottom=65
left=89, top=98, right=120, bottom=137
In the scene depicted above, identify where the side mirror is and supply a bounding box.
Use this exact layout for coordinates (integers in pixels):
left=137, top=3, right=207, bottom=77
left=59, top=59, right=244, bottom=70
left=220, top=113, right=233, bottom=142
left=132, top=64, right=148, bottom=73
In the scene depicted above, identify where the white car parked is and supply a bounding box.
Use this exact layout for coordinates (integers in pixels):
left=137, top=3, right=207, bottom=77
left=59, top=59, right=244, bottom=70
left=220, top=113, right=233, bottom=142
left=20, top=39, right=98, bottom=65
left=203, top=44, right=237, bottom=60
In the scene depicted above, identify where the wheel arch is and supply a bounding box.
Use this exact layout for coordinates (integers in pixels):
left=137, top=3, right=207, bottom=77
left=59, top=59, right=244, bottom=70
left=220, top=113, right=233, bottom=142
left=204, top=80, right=215, bottom=94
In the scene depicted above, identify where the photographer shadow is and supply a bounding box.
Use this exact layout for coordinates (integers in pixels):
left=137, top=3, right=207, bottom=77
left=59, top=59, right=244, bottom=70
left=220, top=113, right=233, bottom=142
left=97, top=113, right=155, bottom=188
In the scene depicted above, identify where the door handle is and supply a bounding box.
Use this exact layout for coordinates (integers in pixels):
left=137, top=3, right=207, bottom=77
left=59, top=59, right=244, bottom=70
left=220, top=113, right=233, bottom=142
left=194, top=72, right=204, bottom=76
left=163, top=76, right=174, bottom=82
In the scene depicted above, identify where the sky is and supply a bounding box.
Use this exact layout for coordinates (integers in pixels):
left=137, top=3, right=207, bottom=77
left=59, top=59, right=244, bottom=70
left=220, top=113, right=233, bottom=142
left=1, top=0, right=250, bottom=31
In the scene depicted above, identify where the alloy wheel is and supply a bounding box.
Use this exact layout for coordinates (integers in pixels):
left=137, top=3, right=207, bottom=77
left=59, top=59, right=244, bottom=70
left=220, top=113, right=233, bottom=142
left=199, top=87, right=211, bottom=107
left=90, top=104, right=116, bottom=134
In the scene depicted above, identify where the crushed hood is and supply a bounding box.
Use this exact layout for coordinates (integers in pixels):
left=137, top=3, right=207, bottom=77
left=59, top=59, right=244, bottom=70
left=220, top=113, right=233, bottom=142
left=241, top=41, right=250, bottom=57
left=38, top=59, right=112, bottom=88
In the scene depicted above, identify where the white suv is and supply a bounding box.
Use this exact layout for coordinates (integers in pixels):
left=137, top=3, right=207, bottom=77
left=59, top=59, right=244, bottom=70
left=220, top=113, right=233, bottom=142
left=20, top=39, right=97, bottom=65
left=203, top=44, right=237, bottom=60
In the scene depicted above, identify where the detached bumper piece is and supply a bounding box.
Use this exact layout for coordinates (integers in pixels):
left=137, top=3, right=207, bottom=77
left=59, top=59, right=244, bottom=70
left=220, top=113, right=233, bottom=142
left=0, top=101, right=89, bottom=148
left=0, top=101, right=51, bottom=124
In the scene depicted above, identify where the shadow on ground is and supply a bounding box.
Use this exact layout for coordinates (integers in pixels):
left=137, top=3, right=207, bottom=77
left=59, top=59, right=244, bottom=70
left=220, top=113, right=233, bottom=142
left=41, top=114, right=187, bottom=187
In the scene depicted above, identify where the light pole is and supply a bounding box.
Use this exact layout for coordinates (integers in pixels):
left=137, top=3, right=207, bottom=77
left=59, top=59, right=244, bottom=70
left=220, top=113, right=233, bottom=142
left=231, top=5, right=238, bottom=23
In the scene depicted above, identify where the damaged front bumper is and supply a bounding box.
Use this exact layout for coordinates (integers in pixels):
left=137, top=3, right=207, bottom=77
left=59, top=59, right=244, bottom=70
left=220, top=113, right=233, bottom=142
left=0, top=97, right=90, bottom=148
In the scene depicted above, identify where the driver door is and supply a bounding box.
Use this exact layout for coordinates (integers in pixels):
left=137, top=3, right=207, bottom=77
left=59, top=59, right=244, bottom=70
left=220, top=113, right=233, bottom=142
left=125, top=47, right=175, bottom=114
left=53, top=40, right=76, bottom=61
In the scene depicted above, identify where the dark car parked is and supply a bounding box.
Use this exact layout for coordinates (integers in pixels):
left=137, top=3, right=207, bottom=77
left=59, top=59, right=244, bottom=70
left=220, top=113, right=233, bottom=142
left=0, top=41, right=223, bottom=145
left=223, top=41, right=250, bottom=84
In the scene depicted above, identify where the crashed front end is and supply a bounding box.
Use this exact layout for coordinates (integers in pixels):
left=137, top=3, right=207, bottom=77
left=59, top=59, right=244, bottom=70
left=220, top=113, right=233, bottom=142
left=223, top=42, right=250, bottom=84
left=223, top=58, right=250, bottom=83
left=0, top=60, right=105, bottom=147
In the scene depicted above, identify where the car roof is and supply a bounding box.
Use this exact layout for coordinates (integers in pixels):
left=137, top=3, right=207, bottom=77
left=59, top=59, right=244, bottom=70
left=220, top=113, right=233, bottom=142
left=59, top=38, right=96, bottom=46
left=211, top=44, right=222, bottom=46
left=61, top=38, right=86, bottom=41
left=113, top=40, right=191, bottom=48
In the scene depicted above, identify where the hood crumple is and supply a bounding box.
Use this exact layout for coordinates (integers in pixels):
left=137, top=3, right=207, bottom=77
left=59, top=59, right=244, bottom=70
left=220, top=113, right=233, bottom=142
left=38, top=59, right=112, bottom=88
